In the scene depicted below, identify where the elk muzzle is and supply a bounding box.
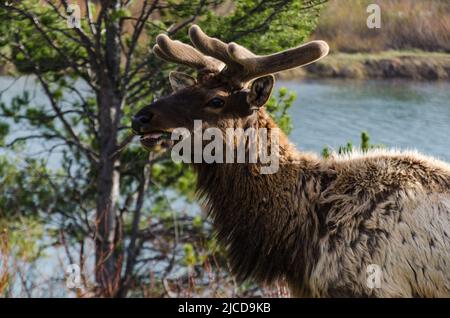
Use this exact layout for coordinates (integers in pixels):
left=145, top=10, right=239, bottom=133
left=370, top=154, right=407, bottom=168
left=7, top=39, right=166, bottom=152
left=132, top=114, right=152, bottom=134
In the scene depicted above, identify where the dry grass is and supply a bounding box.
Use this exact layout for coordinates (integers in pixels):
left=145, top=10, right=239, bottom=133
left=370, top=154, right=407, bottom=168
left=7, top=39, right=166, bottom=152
left=314, top=0, right=450, bottom=53
left=0, top=229, right=10, bottom=295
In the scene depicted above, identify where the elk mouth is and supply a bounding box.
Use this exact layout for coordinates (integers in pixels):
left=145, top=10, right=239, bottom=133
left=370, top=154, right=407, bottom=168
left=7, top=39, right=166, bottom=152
left=140, top=131, right=173, bottom=149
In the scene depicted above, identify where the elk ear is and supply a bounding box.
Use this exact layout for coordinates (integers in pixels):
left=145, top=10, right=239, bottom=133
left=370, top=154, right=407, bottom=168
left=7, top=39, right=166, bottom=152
left=169, top=71, right=196, bottom=92
left=247, top=75, right=274, bottom=108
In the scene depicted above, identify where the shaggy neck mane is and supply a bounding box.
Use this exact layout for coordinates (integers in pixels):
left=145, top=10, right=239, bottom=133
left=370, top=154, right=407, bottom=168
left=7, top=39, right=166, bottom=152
left=193, top=109, right=331, bottom=287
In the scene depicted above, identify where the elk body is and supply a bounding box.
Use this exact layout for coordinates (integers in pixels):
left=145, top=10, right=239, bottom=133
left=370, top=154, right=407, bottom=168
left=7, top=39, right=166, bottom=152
left=132, top=25, right=450, bottom=297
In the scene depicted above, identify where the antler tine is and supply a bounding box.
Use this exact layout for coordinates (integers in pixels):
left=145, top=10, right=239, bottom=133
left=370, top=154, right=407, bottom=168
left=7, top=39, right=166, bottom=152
left=189, top=25, right=239, bottom=71
left=153, top=44, right=178, bottom=63
left=154, top=34, right=223, bottom=72
left=228, top=40, right=329, bottom=82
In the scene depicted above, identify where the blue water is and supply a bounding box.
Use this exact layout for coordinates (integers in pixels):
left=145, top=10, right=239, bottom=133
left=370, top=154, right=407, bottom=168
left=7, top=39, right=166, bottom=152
left=277, top=79, right=450, bottom=162
left=1, top=76, right=450, bottom=163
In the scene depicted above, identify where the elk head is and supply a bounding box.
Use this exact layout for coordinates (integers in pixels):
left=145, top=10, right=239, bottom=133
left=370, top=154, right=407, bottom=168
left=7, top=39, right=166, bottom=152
left=132, top=25, right=329, bottom=150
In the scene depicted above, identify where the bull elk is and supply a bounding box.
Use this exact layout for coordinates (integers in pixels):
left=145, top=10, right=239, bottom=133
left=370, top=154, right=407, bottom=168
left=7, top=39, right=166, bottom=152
left=132, top=25, right=450, bottom=297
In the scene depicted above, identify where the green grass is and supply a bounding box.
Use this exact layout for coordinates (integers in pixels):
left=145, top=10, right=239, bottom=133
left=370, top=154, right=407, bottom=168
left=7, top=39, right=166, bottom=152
left=327, top=51, right=450, bottom=61
left=279, top=50, right=450, bottom=80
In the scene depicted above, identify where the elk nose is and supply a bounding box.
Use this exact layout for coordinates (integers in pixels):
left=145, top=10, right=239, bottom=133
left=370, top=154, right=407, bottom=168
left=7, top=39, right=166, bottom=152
left=132, top=114, right=151, bottom=134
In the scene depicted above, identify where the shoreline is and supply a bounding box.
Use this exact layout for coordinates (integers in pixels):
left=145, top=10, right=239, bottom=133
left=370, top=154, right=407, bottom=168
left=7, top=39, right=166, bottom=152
left=278, top=51, right=450, bottom=81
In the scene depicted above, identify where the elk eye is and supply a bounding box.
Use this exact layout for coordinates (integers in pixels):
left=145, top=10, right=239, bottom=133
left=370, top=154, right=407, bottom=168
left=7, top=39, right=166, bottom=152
left=206, top=97, right=224, bottom=108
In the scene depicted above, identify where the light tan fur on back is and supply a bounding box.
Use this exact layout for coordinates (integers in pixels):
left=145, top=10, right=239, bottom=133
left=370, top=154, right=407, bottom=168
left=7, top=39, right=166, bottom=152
left=304, top=149, right=450, bottom=297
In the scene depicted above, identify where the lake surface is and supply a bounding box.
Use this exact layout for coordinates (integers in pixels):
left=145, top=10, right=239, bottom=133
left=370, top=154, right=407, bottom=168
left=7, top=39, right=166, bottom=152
left=1, top=76, right=450, bottom=163
left=277, top=79, right=450, bottom=162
